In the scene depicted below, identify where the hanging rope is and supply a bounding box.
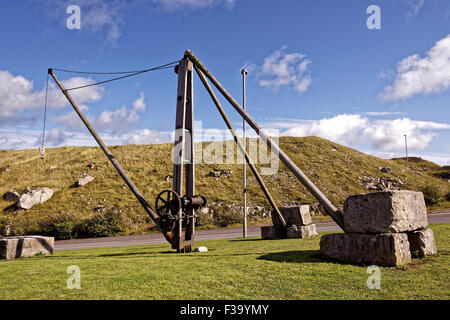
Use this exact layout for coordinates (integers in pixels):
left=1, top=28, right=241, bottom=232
left=39, top=59, right=180, bottom=157
left=53, top=60, right=180, bottom=91
left=40, top=72, right=50, bottom=160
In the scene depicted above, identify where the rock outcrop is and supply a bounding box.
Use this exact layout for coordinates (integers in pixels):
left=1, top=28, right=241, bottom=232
left=17, top=187, right=54, bottom=210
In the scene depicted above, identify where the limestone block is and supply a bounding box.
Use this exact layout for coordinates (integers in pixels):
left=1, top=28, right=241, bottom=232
left=343, top=191, right=428, bottom=233
left=407, top=228, right=437, bottom=257
left=320, top=232, right=411, bottom=267
left=0, top=236, right=54, bottom=260
left=272, top=205, right=312, bottom=227
left=286, top=224, right=318, bottom=239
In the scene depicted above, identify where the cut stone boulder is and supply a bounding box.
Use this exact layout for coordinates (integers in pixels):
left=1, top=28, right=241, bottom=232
left=3, top=190, right=20, bottom=202
left=407, top=228, right=437, bottom=257
left=263, top=205, right=317, bottom=240
left=17, top=187, right=54, bottom=210
left=0, top=236, right=54, bottom=260
left=272, top=205, right=312, bottom=227
left=286, top=224, right=318, bottom=239
left=77, top=174, right=95, bottom=187
left=261, top=225, right=285, bottom=240
left=343, top=190, right=428, bottom=233
left=320, top=232, right=411, bottom=267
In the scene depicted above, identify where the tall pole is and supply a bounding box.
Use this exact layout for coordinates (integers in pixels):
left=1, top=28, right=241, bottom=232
left=404, top=134, right=409, bottom=169
left=241, top=68, right=248, bottom=238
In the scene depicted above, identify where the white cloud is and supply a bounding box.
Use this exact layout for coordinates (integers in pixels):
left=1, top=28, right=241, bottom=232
left=403, top=0, right=425, bottom=18
left=124, top=129, right=171, bottom=145
left=80, top=0, right=125, bottom=45
left=261, top=114, right=450, bottom=153
left=369, top=150, right=450, bottom=166
left=363, top=111, right=405, bottom=117
left=2, top=114, right=449, bottom=165
left=0, top=70, right=103, bottom=123
left=95, top=92, right=146, bottom=132
left=154, top=0, right=237, bottom=10
left=44, top=128, right=74, bottom=146
left=380, top=34, right=450, bottom=100
left=257, top=47, right=312, bottom=93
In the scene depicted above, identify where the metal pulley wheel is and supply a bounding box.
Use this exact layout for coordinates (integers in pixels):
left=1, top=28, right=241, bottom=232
left=155, top=189, right=182, bottom=232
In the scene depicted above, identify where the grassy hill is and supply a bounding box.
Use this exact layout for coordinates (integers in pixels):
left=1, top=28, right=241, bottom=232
left=0, top=136, right=449, bottom=239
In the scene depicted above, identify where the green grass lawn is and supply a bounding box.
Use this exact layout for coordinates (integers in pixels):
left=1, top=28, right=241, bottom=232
left=1, top=224, right=449, bottom=300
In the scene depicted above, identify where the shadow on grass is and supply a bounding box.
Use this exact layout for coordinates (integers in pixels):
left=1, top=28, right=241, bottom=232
left=257, top=250, right=328, bottom=264
left=228, top=238, right=264, bottom=242
left=3, top=203, right=17, bottom=213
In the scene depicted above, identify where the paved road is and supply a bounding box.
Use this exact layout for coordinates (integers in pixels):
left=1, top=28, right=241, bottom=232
left=54, top=210, right=450, bottom=251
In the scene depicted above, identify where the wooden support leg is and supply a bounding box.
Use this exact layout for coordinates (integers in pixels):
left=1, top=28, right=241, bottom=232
left=184, top=62, right=195, bottom=243
left=173, top=59, right=189, bottom=250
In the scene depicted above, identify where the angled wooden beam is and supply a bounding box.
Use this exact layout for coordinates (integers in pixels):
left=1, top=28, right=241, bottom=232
left=194, top=65, right=287, bottom=228
left=185, top=50, right=345, bottom=230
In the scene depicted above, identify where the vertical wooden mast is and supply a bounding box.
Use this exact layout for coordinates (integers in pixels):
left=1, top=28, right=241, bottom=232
left=172, top=58, right=195, bottom=251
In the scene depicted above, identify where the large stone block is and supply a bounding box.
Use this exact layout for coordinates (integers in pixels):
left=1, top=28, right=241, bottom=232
left=407, top=228, right=437, bottom=257
left=261, top=226, right=285, bottom=240
left=272, top=205, right=312, bottom=227
left=0, top=236, right=54, bottom=260
left=286, top=224, right=318, bottom=239
left=343, top=191, right=428, bottom=233
left=320, top=232, right=411, bottom=267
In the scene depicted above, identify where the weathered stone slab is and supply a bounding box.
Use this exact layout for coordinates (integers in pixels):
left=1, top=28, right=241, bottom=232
left=261, top=225, right=285, bottom=240
left=343, top=191, right=428, bottom=233
left=272, top=205, right=312, bottom=227
left=77, top=175, right=95, bottom=187
left=407, top=228, right=437, bottom=257
left=320, top=232, right=411, bottom=267
left=18, top=187, right=54, bottom=210
left=286, top=224, right=318, bottom=239
left=0, top=236, right=54, bottom=260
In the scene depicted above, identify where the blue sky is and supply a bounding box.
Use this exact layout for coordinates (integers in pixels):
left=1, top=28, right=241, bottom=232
left=0, top=0, right=449, bottom=164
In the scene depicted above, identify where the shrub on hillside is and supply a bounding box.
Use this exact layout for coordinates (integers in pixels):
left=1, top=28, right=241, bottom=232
left=39, top=212, right=83, bottom=240
left=78, top=210, right=129, bottom=238
left=195, top=209, right=216, bottom=227
left=420, top=185, right=445, bottom=206
left=214, top=207, right=242, bottom=227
